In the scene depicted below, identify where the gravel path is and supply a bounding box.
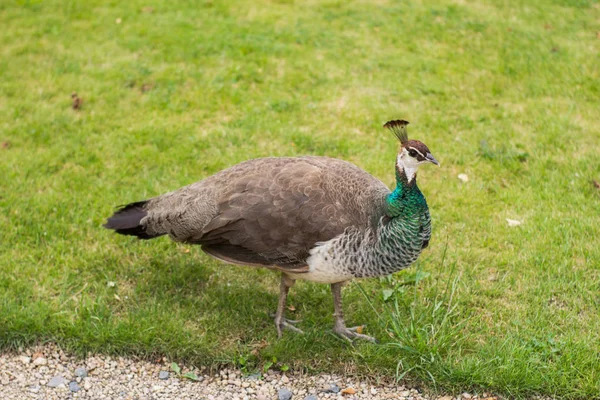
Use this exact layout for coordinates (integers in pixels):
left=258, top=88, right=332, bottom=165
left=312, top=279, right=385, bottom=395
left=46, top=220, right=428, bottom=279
left=0, top=344, right=498, bottom=400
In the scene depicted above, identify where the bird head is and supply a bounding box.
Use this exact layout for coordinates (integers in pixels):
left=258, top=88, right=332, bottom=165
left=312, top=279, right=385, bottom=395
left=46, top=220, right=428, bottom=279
left=384, top=120, right=439, bottom=183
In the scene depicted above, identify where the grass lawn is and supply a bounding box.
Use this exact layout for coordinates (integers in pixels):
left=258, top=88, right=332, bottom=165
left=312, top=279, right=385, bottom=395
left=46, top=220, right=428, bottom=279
left=1, top=0, right=599, bottom=398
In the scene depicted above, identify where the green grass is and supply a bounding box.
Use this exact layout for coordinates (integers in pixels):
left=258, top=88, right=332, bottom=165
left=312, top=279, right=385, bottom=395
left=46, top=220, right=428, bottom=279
left=1, top=0, right=599, bottom=398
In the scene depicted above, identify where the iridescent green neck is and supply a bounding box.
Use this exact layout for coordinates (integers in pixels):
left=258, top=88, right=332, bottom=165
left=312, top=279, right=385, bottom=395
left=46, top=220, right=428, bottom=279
left=386, top=164, right=424, bottom=218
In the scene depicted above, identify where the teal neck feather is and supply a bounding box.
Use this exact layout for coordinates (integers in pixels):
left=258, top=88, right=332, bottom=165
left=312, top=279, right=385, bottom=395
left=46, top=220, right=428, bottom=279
left=385, top=164, right=426, bottom=218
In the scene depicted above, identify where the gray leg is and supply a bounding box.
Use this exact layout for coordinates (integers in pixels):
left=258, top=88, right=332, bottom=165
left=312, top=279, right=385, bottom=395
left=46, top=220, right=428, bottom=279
left=331, top=282, right=377, bottom=343
left=274, top=274, right=303, bottom=338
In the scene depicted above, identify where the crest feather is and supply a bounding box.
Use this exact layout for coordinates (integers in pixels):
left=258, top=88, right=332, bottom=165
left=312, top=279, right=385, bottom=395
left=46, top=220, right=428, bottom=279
left=384, top=120, right=409, bottom=143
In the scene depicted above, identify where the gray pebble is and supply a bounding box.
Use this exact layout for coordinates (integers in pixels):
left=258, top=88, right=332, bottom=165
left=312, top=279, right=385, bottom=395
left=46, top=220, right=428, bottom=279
left=247, top=372, right=261, bottom=380
left=47, top=375, right=66, bottom=388
left=74, top=367, right=88, bottom=378
left=158, top=371, right=169, bottom=380
left=278, top=387, right=293, bottom=400
left=324, top=383, right=340, bottom=393
left=304, top=396, right=318, bottom=400
left=69, top=381, right=81, bottom=392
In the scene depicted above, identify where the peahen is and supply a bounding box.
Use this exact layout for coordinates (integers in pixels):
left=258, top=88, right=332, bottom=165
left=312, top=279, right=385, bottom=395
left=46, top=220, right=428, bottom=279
left=104, top=120, right=438, bottom=342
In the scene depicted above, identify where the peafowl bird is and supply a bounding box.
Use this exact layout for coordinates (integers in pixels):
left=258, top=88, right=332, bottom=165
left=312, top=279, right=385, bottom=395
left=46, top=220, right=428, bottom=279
left=104, top=120, right=438, bottom=342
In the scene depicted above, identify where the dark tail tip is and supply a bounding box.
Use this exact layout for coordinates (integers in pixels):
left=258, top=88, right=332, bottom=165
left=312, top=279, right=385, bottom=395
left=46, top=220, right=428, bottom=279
left=104, top=201, right=157, bottom=240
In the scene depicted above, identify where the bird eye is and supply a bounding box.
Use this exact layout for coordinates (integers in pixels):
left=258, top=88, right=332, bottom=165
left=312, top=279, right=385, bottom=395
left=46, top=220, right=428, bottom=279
left=408, top=149, right=417, bottom=157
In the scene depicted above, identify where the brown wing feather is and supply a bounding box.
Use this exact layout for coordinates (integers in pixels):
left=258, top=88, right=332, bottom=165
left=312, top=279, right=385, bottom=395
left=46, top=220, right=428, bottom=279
left=196, top=161, right=346, bottom=268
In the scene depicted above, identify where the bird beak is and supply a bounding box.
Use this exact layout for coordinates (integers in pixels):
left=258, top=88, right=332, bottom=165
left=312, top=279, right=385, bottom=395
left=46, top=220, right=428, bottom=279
left=426, top=153, right=440, bottom=166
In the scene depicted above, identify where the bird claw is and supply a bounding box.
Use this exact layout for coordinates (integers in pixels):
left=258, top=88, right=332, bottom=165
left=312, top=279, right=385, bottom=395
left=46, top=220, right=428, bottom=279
left=273, top=313, right=304, bottom=338
left=334, top=325, right=378, bottom=343
left=275, top=320, right=304, bottom=338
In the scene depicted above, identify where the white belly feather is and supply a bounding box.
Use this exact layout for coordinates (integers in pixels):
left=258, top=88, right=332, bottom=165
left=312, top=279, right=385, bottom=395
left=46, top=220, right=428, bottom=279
left=287, top=239, right=354, bottom=284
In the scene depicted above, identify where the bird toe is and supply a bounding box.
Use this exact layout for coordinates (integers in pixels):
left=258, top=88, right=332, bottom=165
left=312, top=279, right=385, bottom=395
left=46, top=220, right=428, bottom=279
left=276, top=321, right=304, bottom=335
left=334, top=326, right=378, bottom=343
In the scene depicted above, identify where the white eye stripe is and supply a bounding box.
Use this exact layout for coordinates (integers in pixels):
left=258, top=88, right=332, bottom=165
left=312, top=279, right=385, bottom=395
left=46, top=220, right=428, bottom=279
left=408, top=147, right=425, bottom=158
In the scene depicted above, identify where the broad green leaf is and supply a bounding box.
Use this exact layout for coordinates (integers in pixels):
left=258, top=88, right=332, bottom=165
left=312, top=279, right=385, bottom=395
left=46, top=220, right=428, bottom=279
left=170, top=362, right=181, bottom=374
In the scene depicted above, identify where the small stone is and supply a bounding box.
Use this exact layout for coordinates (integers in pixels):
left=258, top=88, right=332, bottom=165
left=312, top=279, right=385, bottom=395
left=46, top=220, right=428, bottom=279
left=457, top=173, right=469, bottom=183
left=247, top=373, right=261, bottom=381
left=33, top=357, right=48, bottom=366
left=462, top=393, right=472, bottom=399
left=304, top=396, right=318, bottom=400
left=14, top=373, right=25, bottom=384
left=281, top=375, right=289, bottom=383
left=69, top=381, right=81, bottom=392
left=74, top=367, right=88, bottom=378
left=278, top=387, right=293, bottom=400
left=19, top=356, right=31, bottom=365
left=84, top=381, right=92, bottom=390
left=159, top=371, right=169, bottom=380
left=341, top=387, right=357, bottom=395
left=29, top=385, right=40, bottom=393
left=323, top=383, right=340, bottom=393
left=371, top=388, right=378, bottom=395
left=48, top=375, right=66, bottom=387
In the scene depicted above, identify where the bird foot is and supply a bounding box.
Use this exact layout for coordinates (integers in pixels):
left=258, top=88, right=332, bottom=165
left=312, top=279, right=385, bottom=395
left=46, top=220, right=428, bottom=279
left=272, top=314, right=304, bottom=338
left=334, top=325, right=378, bottom=343
left=275, top=319, right=304, bottom=338
left=278, top=321, right=304, bottom=337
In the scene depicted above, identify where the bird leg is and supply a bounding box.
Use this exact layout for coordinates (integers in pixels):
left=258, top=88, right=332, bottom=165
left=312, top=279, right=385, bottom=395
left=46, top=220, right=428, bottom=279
left=274, top=274, right=303, bottom=338
left=331, top=281, right=377, bottom=343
